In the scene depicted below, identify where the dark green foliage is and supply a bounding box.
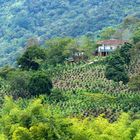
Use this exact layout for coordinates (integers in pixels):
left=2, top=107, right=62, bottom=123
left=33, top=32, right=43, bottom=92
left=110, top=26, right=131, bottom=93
left=106, top=52, right=125, bottom=66
left=45, top=45, right=66, bottom=66
left=3, top=70, right=53, bottom=98
left=7, top=70, right=31, bottom=99
left=28, top=71, right=53, bottom=96
left=105, top=53, right=129, bottom=84
left=105, top=66, right=129, bottom=84
left=105, top=43, right=133, bottom=83
left=17, top=46, right=46, bottom=70
left=119, top=43, right=133, bottom=65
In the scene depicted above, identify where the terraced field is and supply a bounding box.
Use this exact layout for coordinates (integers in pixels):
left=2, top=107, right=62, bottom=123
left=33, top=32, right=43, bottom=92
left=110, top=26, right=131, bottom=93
left=43, top=62, right=139, bottom=121
left=52, top=62, right=129, bottom=93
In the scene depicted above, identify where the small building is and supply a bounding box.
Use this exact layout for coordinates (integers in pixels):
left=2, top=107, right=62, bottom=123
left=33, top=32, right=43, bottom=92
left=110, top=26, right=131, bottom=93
left=96, top=39, right=127, bottom=56
left=66, top=51, right=88, bottom=63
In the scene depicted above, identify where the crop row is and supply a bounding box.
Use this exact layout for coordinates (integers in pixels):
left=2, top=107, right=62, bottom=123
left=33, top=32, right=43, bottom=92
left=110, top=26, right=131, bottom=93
left=52, top=63, right=130, bottom=93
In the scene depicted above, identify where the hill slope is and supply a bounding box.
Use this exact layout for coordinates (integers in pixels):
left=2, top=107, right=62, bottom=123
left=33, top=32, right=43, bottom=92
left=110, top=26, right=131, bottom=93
left=0, top=0, right=140, bottom=66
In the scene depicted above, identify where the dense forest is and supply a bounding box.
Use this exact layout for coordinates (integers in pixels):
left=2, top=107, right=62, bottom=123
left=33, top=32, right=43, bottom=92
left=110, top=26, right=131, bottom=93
left=0, top=0, right=140, bottom=140
left=0, top=0, right=140, bottom=66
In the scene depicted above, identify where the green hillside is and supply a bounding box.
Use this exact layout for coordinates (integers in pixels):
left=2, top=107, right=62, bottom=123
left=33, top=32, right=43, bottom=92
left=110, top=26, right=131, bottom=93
left=0, top=37, right=140, bottom=139
left=0, top=0, right=140, bottom=66
left=0, top=1, right=140, bottom=139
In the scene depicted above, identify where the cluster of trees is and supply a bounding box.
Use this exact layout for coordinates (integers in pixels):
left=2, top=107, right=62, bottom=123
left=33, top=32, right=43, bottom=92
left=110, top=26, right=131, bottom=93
left=0, top=36, right=97, bottom=100
left=0, top=69, right=53, bottom=99
left=1, top=97, right=140, bottom=140
left=105, top=22, right=140, bottom=85
left=105, top=43, right=133, bottom=84
left=128, top=31, right=140, bottom=91
left=17, top=37, right=96, bottom=69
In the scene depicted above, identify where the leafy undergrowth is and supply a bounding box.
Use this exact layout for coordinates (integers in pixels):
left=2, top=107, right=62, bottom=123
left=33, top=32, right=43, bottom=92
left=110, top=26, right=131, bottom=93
left=1, top=97, right=140, bottom=140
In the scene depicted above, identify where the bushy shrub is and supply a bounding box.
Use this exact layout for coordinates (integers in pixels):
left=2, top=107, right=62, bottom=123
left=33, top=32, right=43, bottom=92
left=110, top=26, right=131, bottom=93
left=105, top=53, right=129, bottom=84
left=105, top=43, right=133, bottom=84
left=119, top=43, right=133, bottom=65
left=28, top=71, right=53, bottom=96
left=0, top=66, right=15, bottom=79
left=105, top=66, right=129, bottom=83
left=6, top=70, right=53, bottom=98
left=45, top=37, right=72, bottom=66
left=1, top=97, right=140, bottom=140
left=129, top=74, right=140, bottom=91
left=7, top=70, right=31, bottom=99
left=0, top=97, right=72, bottom=140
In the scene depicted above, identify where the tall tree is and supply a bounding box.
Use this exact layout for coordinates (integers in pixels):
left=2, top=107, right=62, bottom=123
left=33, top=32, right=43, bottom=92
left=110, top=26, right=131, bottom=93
left=119, top=43, right=133, bottom=65
left=105, top=52, right=129, bottom=84
left=17, top=46, right=46, bottom=70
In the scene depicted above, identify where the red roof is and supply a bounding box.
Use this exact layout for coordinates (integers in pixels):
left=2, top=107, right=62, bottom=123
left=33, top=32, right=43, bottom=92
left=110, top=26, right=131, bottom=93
left=97, top=39, right=127, bottom=45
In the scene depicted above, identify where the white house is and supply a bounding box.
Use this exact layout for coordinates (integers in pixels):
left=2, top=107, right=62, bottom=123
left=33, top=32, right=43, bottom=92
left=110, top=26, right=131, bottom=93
left=96, top=39, right=127, bottom=56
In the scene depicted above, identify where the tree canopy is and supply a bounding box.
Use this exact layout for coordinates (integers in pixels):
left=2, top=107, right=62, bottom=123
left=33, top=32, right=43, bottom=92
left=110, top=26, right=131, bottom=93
left=17, top=46, right=47, bottom=70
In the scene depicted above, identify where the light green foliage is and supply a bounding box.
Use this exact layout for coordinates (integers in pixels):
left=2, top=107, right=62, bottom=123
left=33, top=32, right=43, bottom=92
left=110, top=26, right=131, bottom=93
left=129, top=74, right=140, bottom=91
left=12, top=127, right=32, bottom=140
left=0, top=97, right=72, bottom=140
left=133, top=28, right=140, bottom=44
left=134, top=132, right=140, bottom=140
left=100, top=27, right=116, bottom=40
left=69, top=113, right=140, bottom=140
left=45, top=37, right=72, bottom=66
left=1, top=97, right=140, bottom=140
left=0, top=134, right=7, bottom=140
